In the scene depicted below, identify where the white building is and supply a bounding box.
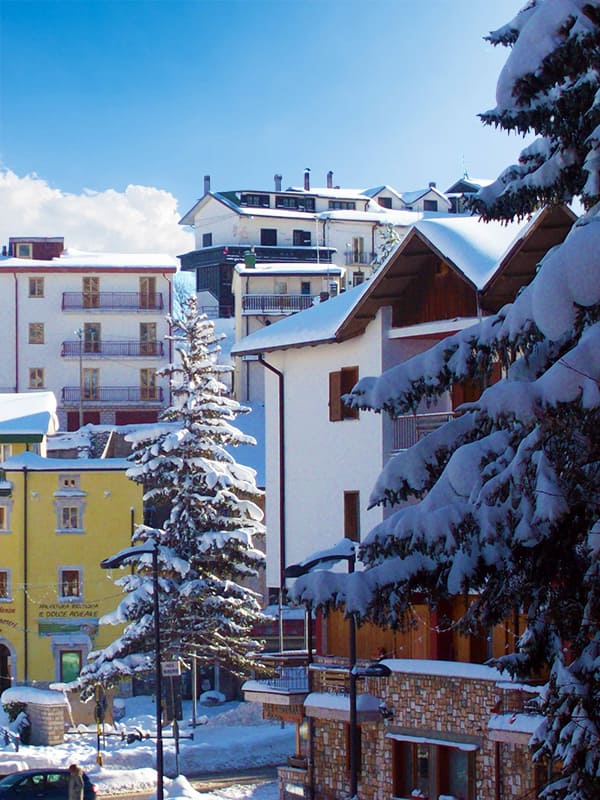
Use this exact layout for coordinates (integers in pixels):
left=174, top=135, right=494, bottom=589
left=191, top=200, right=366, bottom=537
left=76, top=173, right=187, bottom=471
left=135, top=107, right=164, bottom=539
left=231, top=207, right=574, bottom=598
left=0, top=239, right=177, bottom=431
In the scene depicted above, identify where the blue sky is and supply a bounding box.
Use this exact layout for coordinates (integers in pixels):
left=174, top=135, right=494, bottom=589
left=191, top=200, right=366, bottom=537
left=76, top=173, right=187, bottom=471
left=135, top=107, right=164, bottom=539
left=0, top=0, right=525, bottom=253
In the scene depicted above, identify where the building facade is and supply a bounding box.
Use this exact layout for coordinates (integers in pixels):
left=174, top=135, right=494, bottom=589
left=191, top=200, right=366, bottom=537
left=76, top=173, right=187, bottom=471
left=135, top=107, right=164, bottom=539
left=0, top=238, right=177, bottom=430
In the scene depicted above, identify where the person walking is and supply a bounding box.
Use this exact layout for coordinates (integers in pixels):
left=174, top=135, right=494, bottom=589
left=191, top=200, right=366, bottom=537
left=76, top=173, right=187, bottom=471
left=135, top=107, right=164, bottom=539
left=67, top=764, right=84, bottom=800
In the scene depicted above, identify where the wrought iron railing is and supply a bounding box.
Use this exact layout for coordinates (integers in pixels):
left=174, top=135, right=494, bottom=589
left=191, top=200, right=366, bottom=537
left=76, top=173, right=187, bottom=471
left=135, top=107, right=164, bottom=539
left=242, top=294, right=314, bottom=314
left=180, top=244, right=336, bottom=270
left=61, top=340, right=164, bottom=357
left=61, top=386, right=164, bottom=403
left=62, top=292, right=164, bottom=310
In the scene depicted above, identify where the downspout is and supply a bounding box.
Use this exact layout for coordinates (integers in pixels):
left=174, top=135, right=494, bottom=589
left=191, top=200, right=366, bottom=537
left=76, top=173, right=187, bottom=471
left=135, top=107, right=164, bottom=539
left=257, top=355, right=286, bottom=648
left=165, top=274, right=173, bottom=407
left=13, top=273, right=19, bottom=392
left=23, top=466, right=28, bottom=683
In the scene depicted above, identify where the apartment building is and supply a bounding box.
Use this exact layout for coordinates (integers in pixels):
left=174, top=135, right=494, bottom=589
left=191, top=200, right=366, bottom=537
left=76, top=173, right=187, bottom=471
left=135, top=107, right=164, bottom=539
left=0, top=237, right=177, bottom=430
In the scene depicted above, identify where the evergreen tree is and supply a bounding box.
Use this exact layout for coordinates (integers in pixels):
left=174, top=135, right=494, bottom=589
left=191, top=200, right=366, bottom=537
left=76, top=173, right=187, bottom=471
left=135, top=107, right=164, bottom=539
left=294, top=3, right=600, bottom=798
left=79, top=297, right=265, bottom=693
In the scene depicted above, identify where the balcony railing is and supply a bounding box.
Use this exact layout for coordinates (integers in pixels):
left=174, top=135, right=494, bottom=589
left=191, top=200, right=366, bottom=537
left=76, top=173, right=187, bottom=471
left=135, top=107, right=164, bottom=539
left=61, top=340, right=164, bottom=357
left=62, top=292, right=164, bottom=311
left=242, top=294, right=314, bottom=315
left=391, top=412, right=456, bottom=451
left=180, top=244, right=336, bottom=271
left=344, top=250, right=376, bottom=266
left=61, top=386, right=164, bottom=404
left=258, top=665, right=309, bottom=693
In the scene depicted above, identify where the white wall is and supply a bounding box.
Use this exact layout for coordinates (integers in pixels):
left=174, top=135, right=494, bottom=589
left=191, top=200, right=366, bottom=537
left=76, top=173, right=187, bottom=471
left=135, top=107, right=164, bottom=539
left=262, top=315, right=386, bottom=590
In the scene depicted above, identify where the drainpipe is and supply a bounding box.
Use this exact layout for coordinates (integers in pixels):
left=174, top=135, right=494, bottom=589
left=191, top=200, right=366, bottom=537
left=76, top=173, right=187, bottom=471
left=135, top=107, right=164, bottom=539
left=165, top=274, right=173, bottom=407
left=23, top=466, right=28, bottom=683
left=257, top=355, right=286, bottom=649
left=13, top=273, right=19, bottom=392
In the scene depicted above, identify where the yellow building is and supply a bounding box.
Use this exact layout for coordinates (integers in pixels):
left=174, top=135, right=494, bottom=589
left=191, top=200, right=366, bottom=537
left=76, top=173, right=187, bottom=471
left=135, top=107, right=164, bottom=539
left=0, top=393, right=143, bottom=688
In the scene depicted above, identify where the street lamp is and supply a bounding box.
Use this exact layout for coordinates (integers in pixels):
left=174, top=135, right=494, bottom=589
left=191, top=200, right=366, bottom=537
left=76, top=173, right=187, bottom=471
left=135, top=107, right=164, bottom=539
left=100, top=541, right=164, bottom=800
left=76, top=328, right=83, bottom=428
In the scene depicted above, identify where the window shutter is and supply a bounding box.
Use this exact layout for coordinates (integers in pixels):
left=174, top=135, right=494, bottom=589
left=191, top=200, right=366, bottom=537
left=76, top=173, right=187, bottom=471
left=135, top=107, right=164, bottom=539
left=329, top=371, right=343, bottom=421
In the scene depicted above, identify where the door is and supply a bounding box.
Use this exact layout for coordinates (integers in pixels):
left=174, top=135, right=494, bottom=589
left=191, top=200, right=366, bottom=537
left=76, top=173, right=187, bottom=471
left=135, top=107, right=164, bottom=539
left=140, top=322, right=157, bottom=355
left=82, top=277, right=100, bottom=308
left=82, top=368, right=100, bottom=400
left=0, top=643, right=11, bottom=693
left=140, top=368, right=157, bottom=400
left=83, top=323, right=101, bottom=354
left=352, top=236, right=365, bottom=263
left=139, top=277, right=156, bottom=309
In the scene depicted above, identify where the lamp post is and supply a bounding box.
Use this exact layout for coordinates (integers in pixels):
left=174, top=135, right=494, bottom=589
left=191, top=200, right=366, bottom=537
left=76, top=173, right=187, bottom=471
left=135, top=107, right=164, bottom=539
left=76, top=328, right=84, bottom=428
left=100, top=541, right=164, bottom=800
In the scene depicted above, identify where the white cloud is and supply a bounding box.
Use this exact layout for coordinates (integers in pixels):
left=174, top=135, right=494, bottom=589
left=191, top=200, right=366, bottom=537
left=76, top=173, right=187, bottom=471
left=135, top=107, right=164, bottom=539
left=0, top=169, right=195, bottom=257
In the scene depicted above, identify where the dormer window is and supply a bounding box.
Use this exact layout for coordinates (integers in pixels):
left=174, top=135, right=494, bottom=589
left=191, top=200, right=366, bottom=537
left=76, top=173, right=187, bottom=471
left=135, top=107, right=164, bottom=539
left=16, top=242, right=32, bottom=258
left=240, top=193, right=270, bottom=208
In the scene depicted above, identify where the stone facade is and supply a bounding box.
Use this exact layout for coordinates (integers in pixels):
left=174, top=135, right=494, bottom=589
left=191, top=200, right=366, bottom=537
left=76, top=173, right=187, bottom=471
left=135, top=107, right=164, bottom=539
left=27, top=701, right=65, bottom=746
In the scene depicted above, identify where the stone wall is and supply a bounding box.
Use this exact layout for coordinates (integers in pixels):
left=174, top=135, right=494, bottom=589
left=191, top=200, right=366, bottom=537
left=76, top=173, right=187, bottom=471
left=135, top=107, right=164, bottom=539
left=306, top=665, right=539, bottom=800
left=27, top=701, right=65, bottom=746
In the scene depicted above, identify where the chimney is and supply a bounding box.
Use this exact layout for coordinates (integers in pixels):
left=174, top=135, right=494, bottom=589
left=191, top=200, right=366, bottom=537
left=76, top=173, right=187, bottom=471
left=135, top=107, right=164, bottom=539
left=274, top=174, right=282, bottom=192
left=1, top=246, right=6, bottom=257
left=304, top=168, right=311, bottom=191
left=327, top=171, right=333, bottom=189
left=203, top=175, right=211, bottom=195
left=429, top=181, right=437, bottom=188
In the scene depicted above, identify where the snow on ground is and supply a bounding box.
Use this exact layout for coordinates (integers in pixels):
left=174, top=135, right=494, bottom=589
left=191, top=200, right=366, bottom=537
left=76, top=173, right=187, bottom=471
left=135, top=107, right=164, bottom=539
left=0, top=696, right=292, bottom=800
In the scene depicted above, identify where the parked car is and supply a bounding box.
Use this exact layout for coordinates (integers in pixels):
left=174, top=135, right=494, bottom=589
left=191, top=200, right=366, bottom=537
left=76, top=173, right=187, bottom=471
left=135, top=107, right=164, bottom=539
left=0, top=770, right=97, bottom=800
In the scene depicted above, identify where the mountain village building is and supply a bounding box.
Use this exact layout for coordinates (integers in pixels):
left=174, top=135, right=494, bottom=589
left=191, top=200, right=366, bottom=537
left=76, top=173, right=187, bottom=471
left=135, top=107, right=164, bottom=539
left=0, top=237, right=177, bottom=431
left=233, top=206, right=574, bottom=800
left=0, top=392, right=143, bottom=689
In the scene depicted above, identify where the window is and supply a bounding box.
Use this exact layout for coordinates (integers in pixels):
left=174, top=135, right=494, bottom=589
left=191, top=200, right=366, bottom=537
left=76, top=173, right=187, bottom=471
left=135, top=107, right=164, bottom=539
left=60, top=650, right=82, bottom=682
left=28, top=277, right=44, bottom=297
left=59, top=568, right=82, bottom=600
left=423, top=199, right=438, bottom=211
left=328, top=200, right=356, bottom=210
left=59, top=474, right=80, bottom=490
left=344, top=491, right=360, bottom=542
left=377, top=197, right=392, bottom=209
left=139, top=276, right=157, bottom=309
left=140, top=368, right=157, bottom=400
left=293, top=230, right=311, bottom=246
left=260, top=229, right=277, bottom=246
left=83, top=322, right=101, bottom=353
left=274, top=280, right=288, bottom=295
left=82, top=276, right=100, bottom=308
left=82, top=368, right=100, bottom=400
left=0, top=444, right=12, bottom=462
left=29, top=323, right=44, bottom=344
left=392, top=740, right=473, bottom=800
left=353, top=271, right=365, bottom=287
left=0, top=570, right=11, bottom=601
left=240, top=193, right=270, bottom=208
left=140, top=322, right=158, bottom=355
left=275, top=196, right=315, bottom=212
left=16, top=242, right=32, bottom=258
left=329, top=366, right=359, bottom=421
left=0, top=505, right=10, bottom=532
left=29, top=368, right=45, bottom=389
left=202, top=232, right=213, bottom=247
left=301, top=281, right=311, bottom=296
left=61, top=506, right=81, bottom=530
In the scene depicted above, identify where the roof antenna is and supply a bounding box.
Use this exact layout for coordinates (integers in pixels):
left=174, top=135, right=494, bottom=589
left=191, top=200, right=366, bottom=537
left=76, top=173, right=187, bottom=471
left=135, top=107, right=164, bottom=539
left=461, top=154, right=468, bottom=179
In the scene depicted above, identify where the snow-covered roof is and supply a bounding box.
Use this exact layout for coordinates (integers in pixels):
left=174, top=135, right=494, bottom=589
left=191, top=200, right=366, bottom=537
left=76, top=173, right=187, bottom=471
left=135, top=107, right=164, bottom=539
left=234, top=262, right=343, bottom=277
left=380, top=658, right=508, bottom=682
left=0, top=249, right=177, bottom=270
left=0, top=392, right=59, bottom=439
left=285, top=186, right=369, bottom=201
left=362, top=185, right=405, bottom=200
left=413, top=215, right=525, bottom=289
left=2, top=451, right=130, bottom=471
left=400, top=186, right=449, bottom=206
left=1, top=686, right=69, bottom=707
left=318, top=209, right=423, bottom=225
left=231, top=281, right=372, bottom=356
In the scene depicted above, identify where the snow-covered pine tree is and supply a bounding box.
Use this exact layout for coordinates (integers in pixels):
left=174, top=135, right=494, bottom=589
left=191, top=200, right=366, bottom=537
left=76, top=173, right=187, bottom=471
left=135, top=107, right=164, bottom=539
left=294, top=3, right=600, bottom=799
left=79, top=297, right=265, bottom=692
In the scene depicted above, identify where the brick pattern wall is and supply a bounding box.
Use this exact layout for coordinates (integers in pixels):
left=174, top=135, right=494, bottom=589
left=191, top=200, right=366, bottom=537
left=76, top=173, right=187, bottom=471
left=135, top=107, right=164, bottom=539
left=306, top=665, right=538, bottom=800
left=27, top=702, right=65, bottom=746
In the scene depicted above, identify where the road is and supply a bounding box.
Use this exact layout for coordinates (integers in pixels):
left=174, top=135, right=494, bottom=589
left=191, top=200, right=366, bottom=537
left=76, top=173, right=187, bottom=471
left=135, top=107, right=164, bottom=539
left=190, top=765, right=277, bottom=791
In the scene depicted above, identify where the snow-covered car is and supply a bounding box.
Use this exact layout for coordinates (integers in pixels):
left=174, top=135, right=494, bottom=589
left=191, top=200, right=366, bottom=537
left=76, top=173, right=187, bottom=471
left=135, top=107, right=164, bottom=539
left=0, top=770, right=97, bottom=800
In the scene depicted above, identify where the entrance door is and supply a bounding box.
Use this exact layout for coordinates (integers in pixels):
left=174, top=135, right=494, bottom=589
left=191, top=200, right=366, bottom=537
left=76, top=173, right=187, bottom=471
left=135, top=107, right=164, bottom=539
left=82, top=277, right=100, bottom=308
left=0, top=643, right=11, bottom=693
left=140, top=322, right=157, bottom=355
left=139, top=277, right=156, bottom=309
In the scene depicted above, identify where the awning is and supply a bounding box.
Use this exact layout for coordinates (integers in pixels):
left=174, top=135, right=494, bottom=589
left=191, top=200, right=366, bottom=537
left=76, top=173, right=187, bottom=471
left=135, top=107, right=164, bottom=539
left=386, top=732, right=479, bottom=751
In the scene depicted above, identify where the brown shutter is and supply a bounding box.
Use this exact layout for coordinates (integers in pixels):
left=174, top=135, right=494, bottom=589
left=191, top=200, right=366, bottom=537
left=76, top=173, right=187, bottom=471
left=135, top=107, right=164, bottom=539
left=329, top=371, right=343, bottom=421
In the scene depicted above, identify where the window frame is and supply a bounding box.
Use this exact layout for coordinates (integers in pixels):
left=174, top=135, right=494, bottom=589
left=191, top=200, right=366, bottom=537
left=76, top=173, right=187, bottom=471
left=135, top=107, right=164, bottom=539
left=260, top=228, right=278, bottom=246
left=0, top=569, right=11, bottom=601
left=202, top=232, right=213, bottom=247
left=28, top=277, right=44, bottom=298
left=28, top=322, right=45, bottom=344
left=0, top=503, right=12, bottom=533
left=140, top=368, right=158, bottom=400
left=16, top=242, right=33, bottom=258
left=58, top=566, right=83, bottom=602
left=344, top=491, right=361, bottom=542
left=29, top=367, right=45, bottom=389
left=329, top=366, right=359, bottom=422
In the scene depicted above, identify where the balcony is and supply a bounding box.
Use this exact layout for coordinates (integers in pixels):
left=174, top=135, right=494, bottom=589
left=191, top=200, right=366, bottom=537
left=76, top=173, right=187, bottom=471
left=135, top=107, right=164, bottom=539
left=62, top=292, right=164, bottom=311
left=61, top=340, right=165, bottom=358
left=344, top=250, right=376, bottom=266
left=391, top=411, right=456, bottom=452
left=242, top=653, right=309, bottom=709
left=61, top=386, right=164, bottom=405
left=241, top=294, right=314, bottom=315
left=180, top=244, right=337, bottom=271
